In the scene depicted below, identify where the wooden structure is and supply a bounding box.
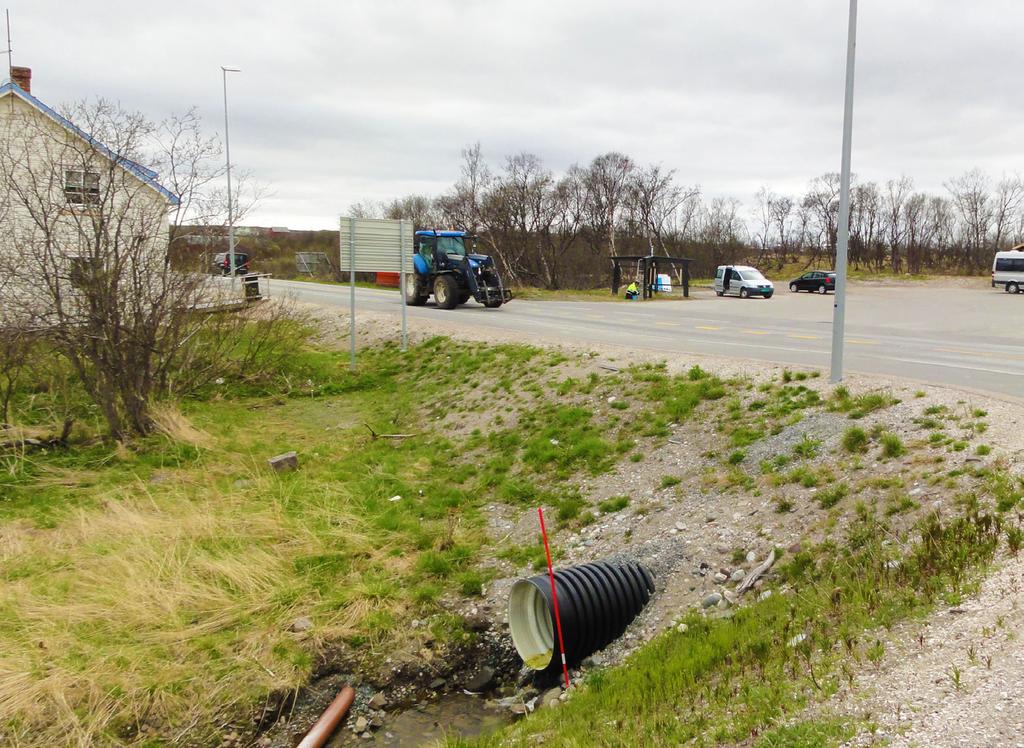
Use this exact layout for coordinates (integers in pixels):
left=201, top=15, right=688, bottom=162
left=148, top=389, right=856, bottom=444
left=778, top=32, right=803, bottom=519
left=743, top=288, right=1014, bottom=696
left=611, top=254, right=692, bottom=299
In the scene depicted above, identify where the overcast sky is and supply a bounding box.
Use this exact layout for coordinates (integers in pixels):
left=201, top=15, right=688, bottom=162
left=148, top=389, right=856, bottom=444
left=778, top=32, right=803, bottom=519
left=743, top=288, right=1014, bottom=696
left=9, top=0, right=1024, bottom=229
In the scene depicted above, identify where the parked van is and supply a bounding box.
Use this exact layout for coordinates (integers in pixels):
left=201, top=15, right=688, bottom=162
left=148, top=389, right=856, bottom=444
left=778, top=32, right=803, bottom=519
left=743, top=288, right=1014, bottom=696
left=993, top=246, right=1024, bottom=293
left=714, top=265, right=774, bottom=298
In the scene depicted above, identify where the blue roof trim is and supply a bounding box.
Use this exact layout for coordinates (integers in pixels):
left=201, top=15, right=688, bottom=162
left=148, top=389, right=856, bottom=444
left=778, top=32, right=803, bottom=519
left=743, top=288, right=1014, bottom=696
left=0, top=82, right=180, bottom=206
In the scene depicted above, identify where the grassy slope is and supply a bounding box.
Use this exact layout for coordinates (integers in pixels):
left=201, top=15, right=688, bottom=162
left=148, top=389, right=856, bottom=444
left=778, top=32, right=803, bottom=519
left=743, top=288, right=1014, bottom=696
left=451, top=386, right=1021, bottom=748
left=0, top=340, right=730, bottom=746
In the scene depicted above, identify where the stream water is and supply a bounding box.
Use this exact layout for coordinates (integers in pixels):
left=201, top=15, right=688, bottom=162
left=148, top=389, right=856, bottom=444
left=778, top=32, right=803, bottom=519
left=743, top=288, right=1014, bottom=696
left=333, top=694, right=511, bottom=747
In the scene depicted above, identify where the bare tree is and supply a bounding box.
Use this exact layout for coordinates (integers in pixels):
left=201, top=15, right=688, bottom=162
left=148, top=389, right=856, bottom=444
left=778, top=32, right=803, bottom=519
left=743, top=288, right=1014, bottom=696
left=0, top=98, right=268, bottom=440
left=583, top=152, right=634, bottom=257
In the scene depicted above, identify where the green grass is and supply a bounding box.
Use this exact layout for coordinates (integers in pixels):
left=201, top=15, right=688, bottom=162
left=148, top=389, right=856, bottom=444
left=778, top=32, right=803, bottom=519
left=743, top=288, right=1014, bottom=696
left=841, top=426, right=869, bottom=453
left=829, top=387, right=899, bottom=419
left=880, top=432, right=906, bottom=459
left=598, top=495, right=630, bottom=514
left=455, top=502, right=1007, bottom=748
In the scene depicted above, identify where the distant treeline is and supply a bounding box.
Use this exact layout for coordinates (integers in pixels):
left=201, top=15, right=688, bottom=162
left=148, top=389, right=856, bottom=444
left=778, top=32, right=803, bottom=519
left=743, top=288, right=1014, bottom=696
left=347, top=144, right=1024, bottom=287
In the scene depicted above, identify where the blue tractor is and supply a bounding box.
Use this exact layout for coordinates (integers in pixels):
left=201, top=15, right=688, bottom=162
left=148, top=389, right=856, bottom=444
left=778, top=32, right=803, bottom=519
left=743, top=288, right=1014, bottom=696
left=405, top=230, right=512, bottom=309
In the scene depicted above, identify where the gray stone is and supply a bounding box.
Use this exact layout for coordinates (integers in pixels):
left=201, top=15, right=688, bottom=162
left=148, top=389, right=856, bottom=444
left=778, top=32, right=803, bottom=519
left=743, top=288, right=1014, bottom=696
left=289, top=616, right=313, bottom=633
left=730, top=569, right=746, bottom=583
left=368, top=692, right=388, bottom=710
left=746, top=550, right=757, bottom=562
left=429, top=677, right=446, bottom=690
left=353, top=716, right=369, bottom=732
left=267, top=451, right=298, bottom=472
left=717, top=596, right=731, bottom=609
left=465, top=666, right=496, bottom=692
left=713, top=572, right=728, bottom=584
left=541, top=687, right=562, bottom=708
left=702, top=592, right=722, bottom=608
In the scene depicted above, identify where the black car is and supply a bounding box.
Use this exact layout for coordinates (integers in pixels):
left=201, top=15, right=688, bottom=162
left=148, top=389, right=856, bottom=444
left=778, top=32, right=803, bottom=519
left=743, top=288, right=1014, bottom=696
left=212, top=252, right=251, bottom=276
left=789, top=270, right=835, bottom=294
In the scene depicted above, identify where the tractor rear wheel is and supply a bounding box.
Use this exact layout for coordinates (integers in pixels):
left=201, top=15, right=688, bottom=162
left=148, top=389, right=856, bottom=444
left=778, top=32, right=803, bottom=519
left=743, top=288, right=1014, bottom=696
left=434, top=274, right=459, bottom=309
left=405, top=273, right=428, bottom=306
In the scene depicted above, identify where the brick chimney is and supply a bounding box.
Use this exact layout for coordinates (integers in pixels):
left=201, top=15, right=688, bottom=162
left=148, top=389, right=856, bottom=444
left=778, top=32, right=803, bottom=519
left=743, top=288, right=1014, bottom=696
left=11, top=66, right=31, bottom=94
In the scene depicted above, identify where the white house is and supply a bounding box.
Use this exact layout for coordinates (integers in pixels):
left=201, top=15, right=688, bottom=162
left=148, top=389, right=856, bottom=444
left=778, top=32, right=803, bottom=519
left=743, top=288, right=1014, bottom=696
left=0, top=67, right=179, bottom=316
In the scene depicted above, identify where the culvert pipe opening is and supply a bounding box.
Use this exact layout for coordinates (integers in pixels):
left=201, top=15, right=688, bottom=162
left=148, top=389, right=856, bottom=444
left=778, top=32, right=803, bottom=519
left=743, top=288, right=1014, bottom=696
left=507, top=560, right=655, bottom=672
left=509, top=579, right=555, bottom=670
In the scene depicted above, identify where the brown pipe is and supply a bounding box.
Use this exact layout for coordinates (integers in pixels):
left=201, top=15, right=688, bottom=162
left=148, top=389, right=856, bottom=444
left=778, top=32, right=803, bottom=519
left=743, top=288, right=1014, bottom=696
left=296, top=686, right=356, bottom=748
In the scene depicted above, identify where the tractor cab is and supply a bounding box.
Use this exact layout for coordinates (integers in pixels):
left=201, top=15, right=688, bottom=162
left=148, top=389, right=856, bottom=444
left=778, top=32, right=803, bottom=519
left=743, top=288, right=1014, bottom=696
left=415, top=230, right=475, bottom=271
left=407, top=229, right=512, bottom=310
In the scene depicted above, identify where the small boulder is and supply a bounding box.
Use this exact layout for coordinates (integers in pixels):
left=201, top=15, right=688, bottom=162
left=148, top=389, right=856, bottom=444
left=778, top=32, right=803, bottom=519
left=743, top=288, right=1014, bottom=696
left=541, top=687, right=562, bottom=708
left=428, top=677, right=446, bottom=690
left=368, top=692, right=388, bottom=710
left=465, top=666, right=497, bottom=692
left=713, top=572, right=728, bottom=584
left=353, top=716, right=369, bottom=732
left=289, top=616, right=313, bottom=633
left=702, top=592, right=722, bottom=609
left=730, top=569, right=746, bottom=583
left=267, top=451, right=298, bottom=472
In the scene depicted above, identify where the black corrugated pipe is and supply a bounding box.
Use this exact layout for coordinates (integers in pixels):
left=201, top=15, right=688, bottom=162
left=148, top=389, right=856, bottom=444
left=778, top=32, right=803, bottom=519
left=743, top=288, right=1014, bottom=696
left=508, top=559, right=655, bottom=673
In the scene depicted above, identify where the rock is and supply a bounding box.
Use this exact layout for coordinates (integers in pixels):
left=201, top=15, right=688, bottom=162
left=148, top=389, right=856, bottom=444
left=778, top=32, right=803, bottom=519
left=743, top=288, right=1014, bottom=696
left=965, top=456, right=983, bottom=463
left=289, top=616, right=313, bottom=633
left=730, top=569, right=746, bottom=583
left=429, top=677, right=446, bottom=690
left=368, top=692, right=388, bottom=710
left=702, top=592, right=722, bottom=608
left=510, top=703, right=529, bottom=716
left=267, top=451, right=298, bottom=472
left=353, top=716, right=369, bottom=732
left=713, top=572, right=728, bottom=584
left=717, top=596, right=731, bottom=609
left=541, top=687, right=562, bottom=708
left=369, top=714, right=385, bottom=729
left=746, top=551, right=757, bottom=562
left=675, top=522, right=686, bottom=531
left=465, top=666, right=497, bottom=692
left=464, top=613, right=491, bottom=632
left=787, top=542, right=802, bottom=554
left=232, top=479, right=251, bottom=489
left=758, top=589, right=773, bottom=601
left=677, top=623, right=688, bottom=634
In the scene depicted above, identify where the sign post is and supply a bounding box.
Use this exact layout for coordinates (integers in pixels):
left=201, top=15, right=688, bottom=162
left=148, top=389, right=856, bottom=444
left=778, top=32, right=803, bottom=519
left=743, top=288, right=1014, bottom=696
left=338, top=217, right=415, bottom=368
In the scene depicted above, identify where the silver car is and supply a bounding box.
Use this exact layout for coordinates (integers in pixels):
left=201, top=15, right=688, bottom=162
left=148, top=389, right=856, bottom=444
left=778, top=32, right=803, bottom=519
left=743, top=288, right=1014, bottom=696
left=714, top=265, right=774, bottom=298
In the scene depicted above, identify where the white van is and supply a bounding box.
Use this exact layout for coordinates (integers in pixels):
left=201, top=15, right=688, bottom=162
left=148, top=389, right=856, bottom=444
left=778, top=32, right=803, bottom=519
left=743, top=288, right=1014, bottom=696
left=993, top=246, right=1024, bottom=293
left=714, top=265, right=774, bottom=298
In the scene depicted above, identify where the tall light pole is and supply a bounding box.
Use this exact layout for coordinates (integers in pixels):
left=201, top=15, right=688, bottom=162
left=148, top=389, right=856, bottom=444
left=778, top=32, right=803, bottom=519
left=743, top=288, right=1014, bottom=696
left=221, top=66, right=241, bottom=289
left=830, top=0, right=858, bottom=383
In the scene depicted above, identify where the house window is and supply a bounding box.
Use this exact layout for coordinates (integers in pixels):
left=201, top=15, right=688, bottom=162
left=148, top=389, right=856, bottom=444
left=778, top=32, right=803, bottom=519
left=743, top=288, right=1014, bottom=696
left=64, top=169, right=100, bottom=205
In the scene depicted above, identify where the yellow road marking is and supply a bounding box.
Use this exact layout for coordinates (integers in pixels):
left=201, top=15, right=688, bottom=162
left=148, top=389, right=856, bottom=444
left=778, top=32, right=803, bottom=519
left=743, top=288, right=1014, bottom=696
left=936, top=346, right=1024, bottom=362
left=654, top=321, right=679, bottom=328
left=695, top=325, right=720, bottom=331
left=742, top=330, right=771, bottom=336
left=847, top=339, right=878, bottom=346
left=787, top=334, right=819, bottom=340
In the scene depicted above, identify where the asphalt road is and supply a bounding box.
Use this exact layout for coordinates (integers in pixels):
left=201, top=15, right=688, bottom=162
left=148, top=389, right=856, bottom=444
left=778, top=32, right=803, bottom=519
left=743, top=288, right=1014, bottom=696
left=273, top=279, right=1024, bottom=400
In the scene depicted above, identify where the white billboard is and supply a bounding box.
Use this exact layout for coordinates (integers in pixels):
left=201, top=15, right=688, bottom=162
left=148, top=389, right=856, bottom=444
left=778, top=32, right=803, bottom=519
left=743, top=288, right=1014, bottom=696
left=338, top=217, right=414, bottom=273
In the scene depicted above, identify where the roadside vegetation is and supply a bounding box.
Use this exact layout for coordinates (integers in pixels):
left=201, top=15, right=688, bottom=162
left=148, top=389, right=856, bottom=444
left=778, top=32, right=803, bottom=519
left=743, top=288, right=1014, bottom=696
left=2, top=323, right=1018, bottom=746
left=0, top=333, right=729, bottom=745
left=454, top=376, right=1022, bottom=748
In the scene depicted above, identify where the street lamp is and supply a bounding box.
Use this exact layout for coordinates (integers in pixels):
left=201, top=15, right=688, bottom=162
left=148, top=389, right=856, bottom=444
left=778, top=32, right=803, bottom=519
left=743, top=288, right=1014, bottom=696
left=830, top=0, right=858, bottom=383
left=221, top=66, right=241, bottom=289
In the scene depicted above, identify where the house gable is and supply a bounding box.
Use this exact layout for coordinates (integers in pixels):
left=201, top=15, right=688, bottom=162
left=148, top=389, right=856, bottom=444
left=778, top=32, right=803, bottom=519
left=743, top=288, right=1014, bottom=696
left=0, top=82, right=180, bottom=206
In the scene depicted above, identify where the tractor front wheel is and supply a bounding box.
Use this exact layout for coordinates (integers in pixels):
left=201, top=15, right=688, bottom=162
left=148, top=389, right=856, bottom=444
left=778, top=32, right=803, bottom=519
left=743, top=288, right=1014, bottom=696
left=484, top=299, right=503, bottom=309
left=434, top=274, right=459, bottom=309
